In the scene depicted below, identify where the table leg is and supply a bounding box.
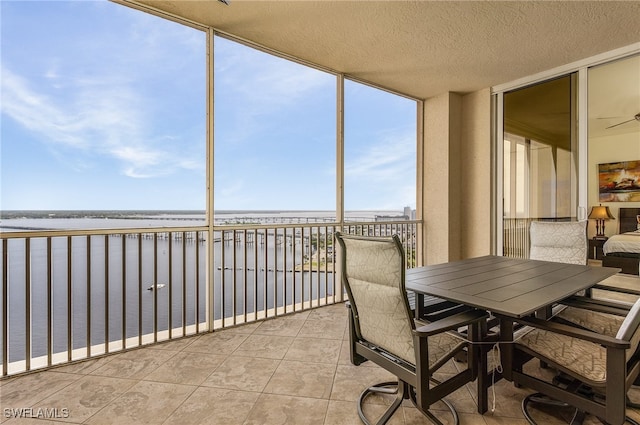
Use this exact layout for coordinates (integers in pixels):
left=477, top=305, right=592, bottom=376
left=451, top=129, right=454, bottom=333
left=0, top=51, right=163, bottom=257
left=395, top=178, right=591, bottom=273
left=500, top=319, right=514, bottom=382
left=476, top=325, right=501, bottom=414
left=477, top=340, right=489, bottom=414
left=416, top=293, right=425, bottom=319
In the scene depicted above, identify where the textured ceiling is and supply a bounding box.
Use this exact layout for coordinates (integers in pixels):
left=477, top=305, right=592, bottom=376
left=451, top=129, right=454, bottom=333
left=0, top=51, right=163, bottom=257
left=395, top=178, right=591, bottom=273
left=130, top=0, right=640, bottom=100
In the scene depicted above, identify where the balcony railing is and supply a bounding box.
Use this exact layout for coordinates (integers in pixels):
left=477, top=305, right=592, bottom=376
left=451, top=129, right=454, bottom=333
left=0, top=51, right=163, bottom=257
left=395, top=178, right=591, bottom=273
left=0, top=219, right=419, bottom=376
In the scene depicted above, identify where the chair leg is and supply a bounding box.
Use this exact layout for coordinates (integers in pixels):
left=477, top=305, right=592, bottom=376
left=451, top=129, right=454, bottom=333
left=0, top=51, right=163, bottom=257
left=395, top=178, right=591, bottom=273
left=522, top=392, right=575, bottom=425
left=522, top=392, right=640, bottom=425
left=408, top=383, right=459, bottom=425
left=628, top=395, right=640, bottom=409
left=356, top=380, right=457, bottom=425
left=357, top=381, right=405, bottom=425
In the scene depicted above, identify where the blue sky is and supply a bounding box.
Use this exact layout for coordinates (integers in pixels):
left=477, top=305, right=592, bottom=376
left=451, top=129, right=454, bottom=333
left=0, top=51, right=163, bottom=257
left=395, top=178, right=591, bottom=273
left=1, top=0, right=416, bottom=212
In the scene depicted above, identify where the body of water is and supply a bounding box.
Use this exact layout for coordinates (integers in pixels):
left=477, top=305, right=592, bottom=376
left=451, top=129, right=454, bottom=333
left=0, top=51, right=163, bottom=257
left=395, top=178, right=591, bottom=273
left=0, top=210, right=402, bottom=363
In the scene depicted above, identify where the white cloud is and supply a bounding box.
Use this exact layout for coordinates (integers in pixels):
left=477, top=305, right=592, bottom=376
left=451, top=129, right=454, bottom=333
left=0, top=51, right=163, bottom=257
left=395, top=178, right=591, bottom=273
left=343, top=129, right=416, bottom=209
left=1, top=65, right=202, bottom=179
left=214, top=37, right=334, bottom=144
left=346, top=130, right=415, bottom=182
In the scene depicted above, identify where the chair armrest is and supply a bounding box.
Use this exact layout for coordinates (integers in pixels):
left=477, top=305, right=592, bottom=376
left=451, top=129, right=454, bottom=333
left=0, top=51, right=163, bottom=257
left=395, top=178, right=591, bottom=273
left=592, top=284, right=640, bottom=297
left=508, top=315, right=630, bottom=349
left=414, top=310, right=488, bottom=337
left=560, top=295, right=631, bottom=316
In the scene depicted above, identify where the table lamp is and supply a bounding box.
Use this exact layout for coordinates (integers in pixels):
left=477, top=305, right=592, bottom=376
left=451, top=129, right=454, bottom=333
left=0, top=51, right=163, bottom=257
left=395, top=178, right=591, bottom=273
left=588, top=204, right=615, bottom=239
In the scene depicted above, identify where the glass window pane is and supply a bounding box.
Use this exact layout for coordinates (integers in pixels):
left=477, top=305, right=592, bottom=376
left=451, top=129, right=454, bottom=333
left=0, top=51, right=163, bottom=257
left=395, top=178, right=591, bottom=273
left=1, top=1, right=206, bottom=211
left=213, top=36, right=336, bottom=217
left=344, top=81, right=416, bottom=219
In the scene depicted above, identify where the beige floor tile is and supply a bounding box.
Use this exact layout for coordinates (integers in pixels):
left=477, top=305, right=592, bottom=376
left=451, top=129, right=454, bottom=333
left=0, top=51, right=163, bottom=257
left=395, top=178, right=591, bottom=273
left=32, top=375, right=137, bottom=423
left=337, top=339, right=353, bottom=365
left=427, top=376, right=478, bottom=415
left=253, top=315, right=307, bottom=337
left=143, top=351, right=227, bottom=385
left=300, top=318, right=346, bottom=340
left=11, top=304, right=633, bottom=425
left=223, top=321, right=263, bottom=334
left=244, top=393, right=329, bottom=425
left=264, top=360, right=336, bottom=399
left=275, top=310, right=312, bottom=321
left=201, top=355, right=280, bottom=392
left=482, top=415, right=530, bottom=425
left=285, top=337, right=342, bottom=364
left=359, top=402, right=406, bottom=425
left=324, top=400, right=363, bottom=425
left=163, top=387, right=260, bottom=425
left=474, top=378, right=531, bottom=419
left=435, top=358, right=462, bottom=375
left=3, top=419, right=82, bottom=425
left=183, top=330, right=249, bottom=354
left=0, top=371, right=81, bottom=409
left=403, top=406, right=487, bottom=425
left=343, top=324, right=351, bottom=341
left=232, top=334, right=295, bottom=359
left=150, top=334, right=199, bottom=351
left=306, top=303, right=348, bottom=321
left=89, top=348, right=177, bottom=380
left=325, top=399, right=406, bottom=425
left=84, top=380, right=195, bottom=425
left=50, top=356, right=114, bottom=375
left=330, top=364, right=396, bottom=404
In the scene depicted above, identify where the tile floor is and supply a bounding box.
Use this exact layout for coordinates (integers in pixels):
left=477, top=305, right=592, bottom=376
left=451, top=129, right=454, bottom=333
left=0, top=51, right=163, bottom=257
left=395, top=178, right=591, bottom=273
left=1, top=301, right=640, bottom=424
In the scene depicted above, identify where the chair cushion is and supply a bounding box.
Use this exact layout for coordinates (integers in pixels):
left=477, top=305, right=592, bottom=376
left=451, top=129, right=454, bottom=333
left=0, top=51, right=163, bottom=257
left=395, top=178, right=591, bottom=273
left=557, top=298, right=640, bottom=364
left=529, top=221, right=587, bottom=265
left=351, top=278, right=416, bottom=364
left=517, top=328, right=608, bottom=385
left=519, top=298, right=640, bottom=386
left=556, top=307, right=623, bottom=337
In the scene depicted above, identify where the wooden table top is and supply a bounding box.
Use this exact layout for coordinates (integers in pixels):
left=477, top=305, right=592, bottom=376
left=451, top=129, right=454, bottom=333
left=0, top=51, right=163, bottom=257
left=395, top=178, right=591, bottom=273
left=405, top=255, right=620, bottom=317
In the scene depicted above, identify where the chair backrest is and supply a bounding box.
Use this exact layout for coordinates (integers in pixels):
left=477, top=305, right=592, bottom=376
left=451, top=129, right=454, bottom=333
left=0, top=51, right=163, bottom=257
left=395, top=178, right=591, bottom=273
left=335, top=232, right=417, bottom=364
left=529, top=220, right=587, bottom=265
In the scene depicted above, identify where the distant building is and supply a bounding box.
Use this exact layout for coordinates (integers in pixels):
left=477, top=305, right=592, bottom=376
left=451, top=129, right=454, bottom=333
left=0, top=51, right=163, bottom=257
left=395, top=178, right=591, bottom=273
left=375, top=206, right=416, bottom=222
left=403, top=206, right=417, bottom=220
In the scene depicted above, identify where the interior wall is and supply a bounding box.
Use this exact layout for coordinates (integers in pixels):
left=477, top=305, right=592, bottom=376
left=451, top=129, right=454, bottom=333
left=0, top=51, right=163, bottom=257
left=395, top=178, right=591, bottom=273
left=588, top=133, right=640, bottom=237
left=422, top=89, right=491, bottom=264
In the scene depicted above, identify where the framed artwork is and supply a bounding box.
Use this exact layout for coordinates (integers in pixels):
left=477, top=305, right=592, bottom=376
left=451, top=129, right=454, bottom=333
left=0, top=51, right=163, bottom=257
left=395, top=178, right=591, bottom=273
left=598, top=160, right=640, bottom=202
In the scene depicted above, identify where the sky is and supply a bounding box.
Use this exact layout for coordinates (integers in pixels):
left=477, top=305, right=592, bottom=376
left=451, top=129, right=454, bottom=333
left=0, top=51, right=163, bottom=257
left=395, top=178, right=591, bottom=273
left=1, top=0, right=416, bottom=212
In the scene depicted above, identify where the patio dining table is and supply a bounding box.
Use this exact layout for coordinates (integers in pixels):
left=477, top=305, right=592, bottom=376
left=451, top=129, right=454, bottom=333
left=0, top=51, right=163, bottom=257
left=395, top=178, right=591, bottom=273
left=405, top=255, right=620, bottom=414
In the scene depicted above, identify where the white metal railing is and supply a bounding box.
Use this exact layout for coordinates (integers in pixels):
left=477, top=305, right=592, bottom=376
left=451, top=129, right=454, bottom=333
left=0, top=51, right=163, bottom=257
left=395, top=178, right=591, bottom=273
left=0, top=219, right=419, bottom=376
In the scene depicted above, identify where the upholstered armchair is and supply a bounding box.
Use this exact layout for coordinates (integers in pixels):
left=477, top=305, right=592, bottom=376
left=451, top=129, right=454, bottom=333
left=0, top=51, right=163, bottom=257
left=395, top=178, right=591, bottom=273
left=335, top=232, right=487, bottom=425
left=504, top=296, right=640, bottom=425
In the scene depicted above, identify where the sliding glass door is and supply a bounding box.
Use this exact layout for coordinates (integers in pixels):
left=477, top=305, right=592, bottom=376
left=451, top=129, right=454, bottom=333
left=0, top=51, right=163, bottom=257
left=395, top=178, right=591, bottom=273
left=502, top=74, right=578, bottom=258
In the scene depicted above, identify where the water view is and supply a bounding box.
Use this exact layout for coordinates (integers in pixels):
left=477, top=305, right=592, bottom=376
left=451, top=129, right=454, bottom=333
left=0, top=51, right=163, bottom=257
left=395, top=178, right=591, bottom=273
left=0, top=210, right=411, bottom=367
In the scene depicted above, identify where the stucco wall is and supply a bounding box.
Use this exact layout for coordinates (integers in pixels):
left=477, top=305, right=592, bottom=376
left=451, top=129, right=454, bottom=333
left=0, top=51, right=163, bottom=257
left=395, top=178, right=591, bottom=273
left=423, top=93, right=457, bottom=265
left=461, top=88, right=492, bottom=258
left=422, top=89, right=491, bottom=264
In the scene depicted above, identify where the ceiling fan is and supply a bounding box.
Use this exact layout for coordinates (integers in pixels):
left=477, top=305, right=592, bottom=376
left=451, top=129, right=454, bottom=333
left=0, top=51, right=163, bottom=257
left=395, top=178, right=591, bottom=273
left=606, top=112, right=640, bottom=129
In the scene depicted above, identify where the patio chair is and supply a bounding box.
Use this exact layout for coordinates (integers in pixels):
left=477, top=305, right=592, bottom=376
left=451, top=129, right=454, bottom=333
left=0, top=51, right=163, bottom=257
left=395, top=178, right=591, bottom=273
left=528, top=220, right=603, bottom=314
left=504, top=296, right=640, bottom=425
left=528, top=220, right=640, bottom=422
left=529, top=220, right=587, bottom=265
left=335, top=232, right=488, bottom=425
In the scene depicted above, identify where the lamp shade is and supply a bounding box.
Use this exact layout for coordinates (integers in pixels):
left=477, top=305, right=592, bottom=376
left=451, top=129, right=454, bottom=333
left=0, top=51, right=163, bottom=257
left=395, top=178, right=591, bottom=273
left=588, top=205, right=615, bottom=220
